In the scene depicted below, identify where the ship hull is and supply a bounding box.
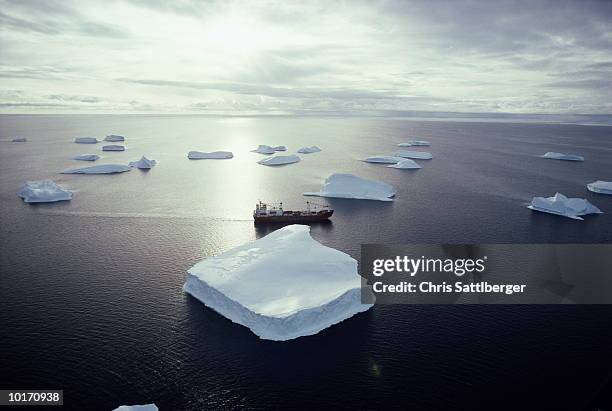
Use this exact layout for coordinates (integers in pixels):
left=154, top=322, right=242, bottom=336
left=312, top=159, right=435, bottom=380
left=254, top=210, right=333, bottom=224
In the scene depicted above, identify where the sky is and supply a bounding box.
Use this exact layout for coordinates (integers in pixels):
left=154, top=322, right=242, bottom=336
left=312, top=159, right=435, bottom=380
left=0, top=0, right=611, bottom=115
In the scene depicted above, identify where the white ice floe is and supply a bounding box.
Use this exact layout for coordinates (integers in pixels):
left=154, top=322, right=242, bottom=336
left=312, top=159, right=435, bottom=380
left=251, top=145, right=276, bottom=155
left=11, top=137, right=27, bottom=142
left=129, top=156, right=157, bottom=169
left=73, top=154, right=100, bottom=161
left=362, top=155, right=405, bottom=164
left=297, top=146, right=322, bottom=154
left=102, top=145, right=125, bottom=151
left=387, top=159, right=422, bottom=169
left=17, top=180, right=73, bottom=203
left=528, top=193, right=602, bottom=220
left=104, top=134, right=125, bottom=142
left=304, top=173, right=396, bottom=201
left=74, top=137, right=99, bottom=144
left=272, top=145, right=287, bottom=151
left=587, top=181, right=612, bottom=195
left=258, top=154, right=301, bottom=166
left=184, top=224, right=373, bottom=341
left=113, top=405, right=158, bottom=411
left=188, top=151, right=233, bottom=159
left=61, top=164, right=131, bottom=174
left=540, top=152, right=584, bottom=161
left=398, top=140, right=430, bottom=147
left=393, top=150, right=433, bottom=160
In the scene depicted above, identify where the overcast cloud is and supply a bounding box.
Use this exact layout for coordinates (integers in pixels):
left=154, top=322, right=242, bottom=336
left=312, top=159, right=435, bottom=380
left=0, top=0, right=610, bottom=114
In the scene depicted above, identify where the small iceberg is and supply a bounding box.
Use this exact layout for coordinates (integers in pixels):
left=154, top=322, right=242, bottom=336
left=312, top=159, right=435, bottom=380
left=11, top=137, right=27, bottom=142
left=297, top=146, right=322, bottom=154
left=104, top=134, right=125, bottom=142
left=129, top=156, right=157, bottom=169
left=17, top=180, right=73, bottom=203
left=113, top=405, right=158, bottom=411
left=74, top=137, right=99, bottom=144
left=528, top=193, right=602, bottom=220
left=398, top=140, right=430, bottom=147
left=393, top=150, right=433, bottom=160
left=587, top=181, right=612, bottom=195
left=61, top=164, right=131, bottom=174
left=304, top=173, right=395, bottom=201
left=251, top=145, right=276, bottom=155
left=540, top=152, right=584, bottom=161
left=387, top=159, right=421, bottom=169
left=273, top=145, right=287, bottom=151
left=184, top=224, right=373, bottom=341
left=258, top=154, right=301, bottom=166
left=362, top=155, right=405, bottom=164
left=188, top=151, right=233, bottom=159
left=73, top=154, right=100, bottom=161
left=102, top=145, right=125, bottom=151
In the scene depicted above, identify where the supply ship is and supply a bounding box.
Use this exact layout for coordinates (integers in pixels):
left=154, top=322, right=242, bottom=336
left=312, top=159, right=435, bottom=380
left=253, top=201, right=333, bottom=224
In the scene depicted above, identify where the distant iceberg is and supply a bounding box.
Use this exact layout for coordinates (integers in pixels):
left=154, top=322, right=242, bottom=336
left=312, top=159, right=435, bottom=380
left=104, top=134, right=125, bottom=142
left=73, top=154, right=100, bottom=161
left=297, top=146, right=322, bottom=154
left=113, top=405, right=158, bottom=411
left=184, top=224, right=373, bottom=341
left=393, top=150, right=433, bottom=160
left=251, top=145, right=276, bottom=155
left=387, top=159, right=421, bottom=169
left=362, top=155, right=405, bottom=164
left=11, top=137, right=27, bottom=142
left=540, top=152, right=584, bottom=161
left=188, top=151, right=233, bottom=159
left=102, top=145, right=125, bottom=151
left=272, top=145, right=287, bottom=151
left=587, top=181, right=612, bottom=195
left=17, top=180, right=73, bottom=203
left=129, top=156, right=157, bottom=169
left=528, top=193, right=602, bottom=220
left=398, top=140, right=430, bottom=147
left=258, top=154, right=301, bottom=166
left=61, top=164, right=131, bottom=174
left=304, top=173, right=395, bottom=201
left=74, top=137, right=99, bottom=144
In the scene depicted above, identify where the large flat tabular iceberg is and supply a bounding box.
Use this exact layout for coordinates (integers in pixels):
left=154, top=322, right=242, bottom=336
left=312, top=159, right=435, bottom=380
left=540, top=152, right=584, bottom=161
left=304, top=173, right=396, bottom=201
left=18, top=180, right=73, bottom=203
left=11, top=137, right=27, bottom=142
left=73, top=154, right=100, bottom=161
left=61, top=164, right=131, bottom=174
left=362, top=155, right=405, bottom=164
left=528, top=192, right=602, bottom=220
left=587, top=181, right=612, bottom=195
left=104, top=134, right=125, bottom=142
left=129, top=156, right=157, bottom=169
left=398, top=140, right=430, bottom=147
left=387, top=159, right=421, bottom=169
left=188, top=151, right=233, bottom=159
left=102, top=145, right=125, bottom=151
left=297, top=146, right=322, bottom=154
left=113, top=405, right=158, bottom=411
left=74, top=137, right=99, bottom=144
left=258, top=154, right=301, bottom=166
left=393, top=150, right=433, bottom=160
left=184, top=224, right=373, bottom=341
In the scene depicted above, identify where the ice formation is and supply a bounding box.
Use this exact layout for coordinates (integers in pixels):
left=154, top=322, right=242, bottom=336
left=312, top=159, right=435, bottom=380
left=392, top=150, right=433, bottom=160
left=102, top=145, right=125, bottom=151
left=398, top=140, right=430, bottom=147
left=297, top=146, right=322, bottom=154
left=184, top=224, right=373, bottom=341
left=188, top=151, right=233, bottom=159
left=528, top=193, right=602, bottom=220
left=104, top=134, right=125, bottom=142
left=17, top=180, right=73, bottom=203
left=587, top=181, right=612, bottom=195
left=258, top=155, right=301, bottom=166
left=540, top=152, right=584, bottom=161
left=129, top=156, right=157, bottom=169
left=272, top=145, right=287, bottom=151
left=304, top=173, right=396, bottom=201
left=74, top=137, right=99, bottom=144
left=61, top=164, right=131, bottom=174
left=73, top=154, right=100, bottom=161
left=251, top=145, right=276, bottom=155
left=387, top=159, right=422, bottom=169
left=113, top=405, right=158, bottom=411
left=11, top=137, right=27, bottom=142
left=362, top=155, right=405, bottom=164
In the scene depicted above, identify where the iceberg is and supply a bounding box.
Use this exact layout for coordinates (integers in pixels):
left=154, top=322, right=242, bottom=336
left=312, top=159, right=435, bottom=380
left=258, top=154, right=301, bottom=166
left=251, top=145, right=276, bottom=155
left=540, top=152, right=584, bottom=161
left=61, top=164, right=131, bottom=174
left=104, top=134, right=125, bottom=142
left=102, top=145, right=125, bottom=151
left=393, top=150, right=433, bottom=160
left=74, top=137, right=99, bottom=144
left=387, top=159, right=422, bottom=169
left=113, top=405, right=158, bottom=411
left=184, top=225, right=373, bottom=341
left=188, top=151, right=233, bottom=159
left=528, top=193, right=602, bottom=220
left=304, top=173, right=395, bottom=201
left=587, top=181, right=612, bottom=195
left=297, top=146, right=322, bottom=154
left=129, top=156, right=157, bottom=169
left=398, top=140, right=430, bottom=147
left=73, top=154, right=100, bottom=161
left=11, top=137, right=27, bottom=142
left=17, top=180, right=73, bottom=203
left=362, top=155, right=405, bottom=164
left=272, top=145, right=287, bottom=151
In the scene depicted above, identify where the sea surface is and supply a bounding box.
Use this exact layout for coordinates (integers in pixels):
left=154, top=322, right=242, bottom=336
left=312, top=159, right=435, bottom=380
left=1, top=115, right=612, bottom=410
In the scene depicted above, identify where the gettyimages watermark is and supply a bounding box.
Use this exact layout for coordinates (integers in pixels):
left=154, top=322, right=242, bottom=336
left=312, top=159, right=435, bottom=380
left=360, top=244, right=612, bottom=304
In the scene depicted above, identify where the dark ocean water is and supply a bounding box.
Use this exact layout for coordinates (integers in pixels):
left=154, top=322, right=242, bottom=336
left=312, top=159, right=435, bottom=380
left=1, top=115, right=612, bottom=410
